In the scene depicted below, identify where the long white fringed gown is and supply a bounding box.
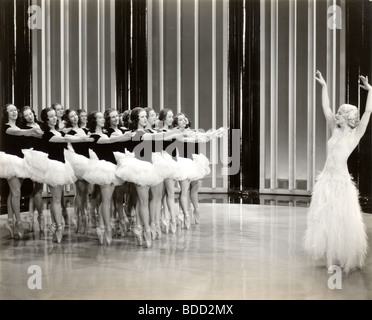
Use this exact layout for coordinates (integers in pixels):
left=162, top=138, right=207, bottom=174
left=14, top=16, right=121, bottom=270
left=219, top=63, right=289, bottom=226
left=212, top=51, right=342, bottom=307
left=304, top=127, right=368, bottom=273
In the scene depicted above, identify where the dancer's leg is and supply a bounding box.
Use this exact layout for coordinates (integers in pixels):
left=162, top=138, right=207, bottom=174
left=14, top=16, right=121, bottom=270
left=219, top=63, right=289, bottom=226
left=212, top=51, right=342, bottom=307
left=190, top=180, right=200, bottom=224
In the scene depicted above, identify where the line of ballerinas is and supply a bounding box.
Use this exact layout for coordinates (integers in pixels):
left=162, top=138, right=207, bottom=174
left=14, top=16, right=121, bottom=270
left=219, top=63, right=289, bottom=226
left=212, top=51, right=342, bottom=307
left=0, top=103, right=226, bottom=247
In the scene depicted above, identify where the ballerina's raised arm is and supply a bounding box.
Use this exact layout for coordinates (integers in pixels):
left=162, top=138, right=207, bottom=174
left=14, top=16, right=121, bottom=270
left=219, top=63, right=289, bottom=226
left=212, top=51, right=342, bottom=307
left=315, top=70, right=336, bottom=133
left=354, top=75, right=372, bottom=140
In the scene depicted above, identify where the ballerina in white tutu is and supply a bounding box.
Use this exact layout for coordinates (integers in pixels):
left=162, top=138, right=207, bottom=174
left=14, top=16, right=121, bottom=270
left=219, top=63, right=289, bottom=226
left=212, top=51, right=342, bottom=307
left=104, top=108, right=131, bottom=238
left=20, top=106, right=46, bottom=233
left=26, top=107, right=93, bottom=243
left=304, top=70, right=371, bottom=273
left=63, top=108, right=92, bottom=234
left=144, top=107, right=169, bottom=240
left=83, top=111, right=134, bottom=245
left=158, top=108, right=178, bottom=234
left=115, top=107, right=184, bottom=247
left=172, top=113, right=224, bottom=229
left=0, top=104, right=42, bottom=239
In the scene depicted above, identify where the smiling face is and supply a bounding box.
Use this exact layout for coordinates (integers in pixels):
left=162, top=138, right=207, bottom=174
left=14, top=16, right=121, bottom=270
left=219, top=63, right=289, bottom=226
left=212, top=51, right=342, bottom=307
left=68, top=110, right=78, bottom=126
left=335, top=104, right=359, bottom=128
left=176, top=114, right=187, bottom=129
left=147, top=109, right=157, bottom=127
left=109, top=110, right=119, bottom=127
left=6, top=104, right=18, bottom=121
left=23, top=108, right=35, bottom=124
left=79, top=111, right=87, bottom=126
left=54, top=104, right=64, bottom=119
left=47, top=110, right=57, bottom=128
left=165, top=111, right=174, bottom=127
left=138, top=110, right=147, bottom=129
left=95, top=112, right=105, bottom=128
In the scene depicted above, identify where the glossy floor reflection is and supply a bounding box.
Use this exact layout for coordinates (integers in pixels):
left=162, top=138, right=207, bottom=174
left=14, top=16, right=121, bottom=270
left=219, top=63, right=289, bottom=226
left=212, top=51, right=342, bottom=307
left=0, top=203, right=371, bottom=300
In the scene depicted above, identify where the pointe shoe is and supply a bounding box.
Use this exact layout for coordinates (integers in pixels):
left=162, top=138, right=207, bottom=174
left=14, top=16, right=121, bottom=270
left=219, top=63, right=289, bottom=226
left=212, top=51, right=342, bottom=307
left=37, top=215, right=46, bottom=233
left=143, top=229, right=152, bottom=248
left=177, top=213, right=185, bottom=229
left=15, top=220, right=24, bottom=239
left=105, top=226, right=112, bottom=245
left=133, top=225, right=143, bottom=246
left=184, top=212, right=191, bottom=230
left=160, top=218, right=169, bottom=234
left=194, top=208, right=200, bottom=224
left=118, top=219, right=127, bottom=238
left=170, top=219, right=177, bottom=234
left=55, top=224, right=63, bottom=243
left=96, top=226, right=105, bottom=245
left=110, top=218, right=117, bottom=237
left=49, top=223, right=57, bottom=242
left=4, top=219, right=14, bottom=239
left=150, top=222, right=157, bottom=240
left=26, top=213, right=34, bottom=232
left=155, top=222, right=162, bottom=240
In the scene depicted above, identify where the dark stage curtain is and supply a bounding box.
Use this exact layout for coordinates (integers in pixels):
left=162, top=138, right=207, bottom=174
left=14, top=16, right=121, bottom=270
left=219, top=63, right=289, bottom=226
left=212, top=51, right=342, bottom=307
left=345, top=0, right=372, bottom=213
left=115, top=0, right=147, bottom=112
left=228, top=0, right=260, bottom=200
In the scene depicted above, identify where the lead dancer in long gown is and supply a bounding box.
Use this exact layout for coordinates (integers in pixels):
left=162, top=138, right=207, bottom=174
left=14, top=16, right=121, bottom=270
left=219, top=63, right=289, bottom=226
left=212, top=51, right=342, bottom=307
left=304, top=71, right=370, bottom=273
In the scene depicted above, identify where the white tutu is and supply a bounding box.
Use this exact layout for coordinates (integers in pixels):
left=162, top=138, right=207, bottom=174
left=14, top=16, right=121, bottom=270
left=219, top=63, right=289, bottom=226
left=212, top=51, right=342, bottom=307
left=115, top=151, right=164, bottom=186
left=173, top=154, right=210, bottom=181
left=64, top=148, right=90, bottom=180
left=191, top=153, right=211, bottom=181
left=22, top=148, right=76, bottom=186
left=0, top=151, right=29, bottom=179
left=22, top=149, right=48, bottom=183
left=152, top=151, right=176, bottom=180
left=304, top=168, right=368, bottom=273
left=82, top=149, right=122, bottom=186
left=160, top=152, right=180, bottom=180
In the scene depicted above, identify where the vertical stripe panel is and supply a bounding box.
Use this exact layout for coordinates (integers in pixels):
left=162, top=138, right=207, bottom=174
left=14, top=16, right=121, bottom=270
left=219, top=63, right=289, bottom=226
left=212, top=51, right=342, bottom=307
left=61, top=0, right=65, bottom=106
left=222, top=0, right=228, bottom=189
left=270, top=0, right=278, bottom=189
left=177, top=0, right=181, bottom=113
left=41, top=0, right=46, bottom=109
left=307, top=0, right=316, bottom=191
left=159, top=0, right=164, bottom=109
left=259, top=0, right=266, bottom=191
left=288, top=0, right=297, bottom=190
left=194, top=0, right=199, bottom=128
left=65, top=0, right=70, bottom=108
left=147, top=0, right=153, bottom=108
left=212, top=0, right=217, bottom=188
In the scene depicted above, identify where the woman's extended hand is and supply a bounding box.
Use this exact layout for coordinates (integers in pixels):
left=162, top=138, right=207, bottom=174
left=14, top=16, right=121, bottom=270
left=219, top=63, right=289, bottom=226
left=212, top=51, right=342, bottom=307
left=359, top=75, right=372, bottom=91
left=315, top=70, right=327, bottom=87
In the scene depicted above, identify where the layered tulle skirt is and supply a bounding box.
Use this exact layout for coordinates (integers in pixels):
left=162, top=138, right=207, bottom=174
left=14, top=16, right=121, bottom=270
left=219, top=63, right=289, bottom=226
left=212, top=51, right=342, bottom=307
left=304, top=168, right=368, bottom=273
left=22, top=149, right=76, bottom=186
left=64, top=148, right=90, bottom=180
left=0, top=151, right=29, bottom=179
left=173, top=154, right=211, bottom=181
left=82, top=150, right=123, bottom=186
left=114, top=151, right=165, bottom=186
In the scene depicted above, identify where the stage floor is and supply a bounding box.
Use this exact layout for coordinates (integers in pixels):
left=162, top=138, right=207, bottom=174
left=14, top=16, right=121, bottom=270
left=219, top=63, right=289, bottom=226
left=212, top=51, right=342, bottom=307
left=0, top=202, right=371, bottom=300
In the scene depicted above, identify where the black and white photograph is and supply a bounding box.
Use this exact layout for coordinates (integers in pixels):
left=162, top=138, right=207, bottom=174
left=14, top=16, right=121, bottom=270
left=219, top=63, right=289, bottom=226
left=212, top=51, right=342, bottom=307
left=0, top=0, right=372, bottom=303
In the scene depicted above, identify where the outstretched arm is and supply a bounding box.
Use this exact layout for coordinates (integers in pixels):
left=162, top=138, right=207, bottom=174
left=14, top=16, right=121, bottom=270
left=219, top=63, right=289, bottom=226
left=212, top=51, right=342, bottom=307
left=315, top=70, right=336, bottom=132
left=50, top=135, right=94, bottom=143
left=5, top=126, right=42, bottom=138
left=97, top=131, right=135, bottom=144
left=355, top=75, right=372, bottom=139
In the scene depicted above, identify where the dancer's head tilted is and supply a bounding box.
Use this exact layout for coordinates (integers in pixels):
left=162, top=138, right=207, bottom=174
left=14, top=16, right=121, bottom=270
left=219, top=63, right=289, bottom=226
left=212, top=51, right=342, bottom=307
left=158, top=108, right=174, bottom=128
left=335, top=104, right=359, bottom=129
left=87, top=111, right=104, bottom=133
